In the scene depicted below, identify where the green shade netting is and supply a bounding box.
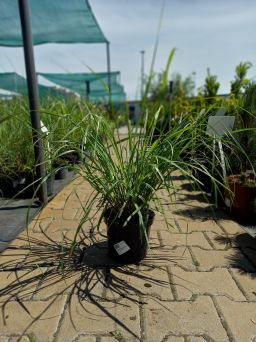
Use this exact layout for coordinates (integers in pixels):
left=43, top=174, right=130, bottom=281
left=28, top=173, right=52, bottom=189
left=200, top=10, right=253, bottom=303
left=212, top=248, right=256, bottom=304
left=39, top=72, right=126, bottom=103
left=0, top=0, right=107, bottom=46
left=0, top=72, right=70, bottom=99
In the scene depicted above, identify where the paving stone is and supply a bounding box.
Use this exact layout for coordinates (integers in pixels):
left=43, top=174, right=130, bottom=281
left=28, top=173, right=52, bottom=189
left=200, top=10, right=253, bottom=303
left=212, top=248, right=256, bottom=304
left=217, top=219, right=244, bottom=234
left=100, top=336, right=134, bottom=342
left=144, top=247, right=196, bottom=270
left=159, top=231, right=211, bottom=249
left=75, top=336, right=97, bottom=342
left=177, top=219, right=223, bottom=234
left=178, top=200, right=211, bottom=210
left=148, top=230, right=161, bottom=248
left=47, top=200, right=67, bottom=210
left=230, top=268, right=256, bottom=301
left=0, top=246, right=28, bottom=271
left=187, top=337, right=207, bottom=342
left=105, top=266, right=173, bottom=301
left=191, top=246, right=256, bottom=272
left=172, top=204, right=218, bottom=220
left=0, top=268, right=47, bottom=302
left=171, top=213, right=194, bottom=222
left=35, top=208, right=78, bottom=220
left=9, top=336, right=31, bottom=342
left=31, top=229, right=75, bottom=244
left=164, top=337, right=184, bottom=342
left=56, top=297, right=140, bottom=342
left=62, top=200, right=83, bottom=209
left=0, top=297, right=66, bottom=342
left=28, top=217, right=53, bottom=233
left=44, top=218, right=81, bottom=233
left=153, top=210, right=177, bottom=222
left=215, top=296, right=256, bottom=341
left=151, top=218, right=177, bottom=231
left=170, top=267, right=245, bottom=300
left=0, top=337, right=9, bottom=342
left=143, top=296, right=229, bottom=342
left=33, top=270, right=104, bottom=300
left=205, top=231, right=233, bottom=250
left=55, top=192, right=83, bottom=202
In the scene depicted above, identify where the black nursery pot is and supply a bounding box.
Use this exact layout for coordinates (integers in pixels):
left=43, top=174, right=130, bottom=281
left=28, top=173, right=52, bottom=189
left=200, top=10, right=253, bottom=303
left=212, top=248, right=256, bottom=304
left=104, top=208, right=155, bottom=264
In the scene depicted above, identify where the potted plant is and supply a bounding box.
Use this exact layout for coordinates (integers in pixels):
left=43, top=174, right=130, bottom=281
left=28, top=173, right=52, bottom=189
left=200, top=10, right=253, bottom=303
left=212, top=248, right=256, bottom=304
left=0, top=101, right=36, bottom=198
left=224, top=82, right=256, bottom=222
left=70, top=109, right=225, bottom=264
left=225, top=172, right=256, bottom=222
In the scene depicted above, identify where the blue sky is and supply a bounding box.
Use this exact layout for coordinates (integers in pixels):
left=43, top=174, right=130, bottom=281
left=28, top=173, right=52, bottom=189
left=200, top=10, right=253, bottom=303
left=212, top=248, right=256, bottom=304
left=0, top=0, right=255, bottom=100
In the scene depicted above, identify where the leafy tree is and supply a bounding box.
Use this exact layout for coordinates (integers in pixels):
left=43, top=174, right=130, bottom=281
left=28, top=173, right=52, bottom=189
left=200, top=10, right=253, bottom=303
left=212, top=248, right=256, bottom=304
left=230, top=61, right=252, bottom=97
left=203, top=68, right=220, bottom=98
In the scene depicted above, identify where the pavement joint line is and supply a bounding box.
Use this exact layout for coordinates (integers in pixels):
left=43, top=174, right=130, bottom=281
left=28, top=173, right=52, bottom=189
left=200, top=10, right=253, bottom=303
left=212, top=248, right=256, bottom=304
left=140, top=295, right=152, bottom=342
left=210, top=295, right=235, bottom=342
left=228, top=268, right=250, bottom=302
left=161, top=333, right=212, bottom=342
left=186, top=334, right=213, bottom=342
left=162, top=245, right=216, bottom=250
left=52, top=294, right=69, bottom=342
left=152, top=245, right=215, bottom=251
left=138, top=295, right=146, bottom=342
left=161, top=332, right=187, bottom=342
left=69, top=333, right=100, bottom=342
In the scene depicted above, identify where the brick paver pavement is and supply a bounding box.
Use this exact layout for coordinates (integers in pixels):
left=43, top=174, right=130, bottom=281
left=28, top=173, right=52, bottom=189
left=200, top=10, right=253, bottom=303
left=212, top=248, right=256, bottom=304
left=0, top=174, right=256, bottom=342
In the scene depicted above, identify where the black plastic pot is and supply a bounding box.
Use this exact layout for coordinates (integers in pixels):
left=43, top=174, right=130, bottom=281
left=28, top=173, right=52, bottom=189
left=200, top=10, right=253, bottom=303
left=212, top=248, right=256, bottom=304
left=104, top=208, right=155, bottom=264
left=55, top=168, right=69, bottom=180
left=0, top=173, right=36, bottom=198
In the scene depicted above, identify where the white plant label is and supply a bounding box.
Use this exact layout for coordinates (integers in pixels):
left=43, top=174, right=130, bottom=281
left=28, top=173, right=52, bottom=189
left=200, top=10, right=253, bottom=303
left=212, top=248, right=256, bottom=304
left=113, top=241, right=131, bottom=255
left=225, top=197, right=231, bottom=208
left=206, top=116, right=235, bottom=137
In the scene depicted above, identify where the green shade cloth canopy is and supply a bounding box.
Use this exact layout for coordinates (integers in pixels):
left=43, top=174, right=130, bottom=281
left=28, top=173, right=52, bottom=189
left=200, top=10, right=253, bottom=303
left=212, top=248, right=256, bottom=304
left=0, top=0, right=107, bottom=46
left=39, top=72, right=126, bottom=103
left=0, top=72, right=71, bottom=99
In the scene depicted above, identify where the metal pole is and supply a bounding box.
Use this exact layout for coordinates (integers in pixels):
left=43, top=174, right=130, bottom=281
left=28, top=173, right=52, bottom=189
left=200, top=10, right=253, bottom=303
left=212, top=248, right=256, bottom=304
left=18, top=0, right=48, bottom=204
left=85, top=80, right=90, bottom=100
left=140, top=50, right=145, bottom=101
left=106, top=41, right=112, bottom=118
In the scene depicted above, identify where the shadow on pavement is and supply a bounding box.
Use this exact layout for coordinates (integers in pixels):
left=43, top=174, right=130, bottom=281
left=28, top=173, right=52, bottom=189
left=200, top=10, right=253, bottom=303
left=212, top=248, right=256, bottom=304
left=213, top=233, right=256, bottom=277
left=0, top=226, right=175, bottom=341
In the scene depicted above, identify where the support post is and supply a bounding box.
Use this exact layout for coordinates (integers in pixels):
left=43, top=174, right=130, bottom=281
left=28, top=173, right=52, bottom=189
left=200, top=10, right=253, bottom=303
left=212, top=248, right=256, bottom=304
left=85, top=80, right=90, bottom=100
left=106, top=41, right=112, bottom=118
left=18, top=0, right=48, bottom=205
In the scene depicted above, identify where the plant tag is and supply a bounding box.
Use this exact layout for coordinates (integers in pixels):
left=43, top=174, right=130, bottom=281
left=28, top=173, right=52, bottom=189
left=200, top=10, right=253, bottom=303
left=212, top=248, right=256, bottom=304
left=225, top=197, right=231, bottom=207
left=113, top=241, right=130, bottom=255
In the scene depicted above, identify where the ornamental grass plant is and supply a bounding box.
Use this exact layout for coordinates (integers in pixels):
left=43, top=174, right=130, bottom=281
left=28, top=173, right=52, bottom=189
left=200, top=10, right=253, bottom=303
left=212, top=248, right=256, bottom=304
left=70, top=107, right=244, bottom=255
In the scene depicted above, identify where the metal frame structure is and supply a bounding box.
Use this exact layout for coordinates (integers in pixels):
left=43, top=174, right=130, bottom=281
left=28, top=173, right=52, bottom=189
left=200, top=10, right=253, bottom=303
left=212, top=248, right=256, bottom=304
left=18, top=0, right=48, bottom=204
left=9, top=0, right=113, bottom=204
